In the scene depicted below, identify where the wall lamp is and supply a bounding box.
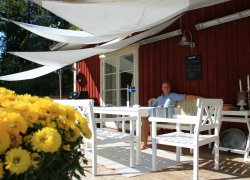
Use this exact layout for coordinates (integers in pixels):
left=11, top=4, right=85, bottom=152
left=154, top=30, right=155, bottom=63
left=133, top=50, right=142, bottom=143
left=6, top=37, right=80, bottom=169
left=178, top=30, right=195, bottom=49
left=195, top=9, right=250, bottom=30
left=99, top=54, right=105, bottom=58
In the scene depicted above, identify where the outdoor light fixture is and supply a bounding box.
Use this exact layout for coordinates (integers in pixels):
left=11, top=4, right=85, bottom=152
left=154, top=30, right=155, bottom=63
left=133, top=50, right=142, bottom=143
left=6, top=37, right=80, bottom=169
left=178, top=30, right=195, bottom=49
left=195, top=9, right=250, bottom=30
left=139, top=29, right=183, bottom=45
left=99, top=54, right=105, bottom=58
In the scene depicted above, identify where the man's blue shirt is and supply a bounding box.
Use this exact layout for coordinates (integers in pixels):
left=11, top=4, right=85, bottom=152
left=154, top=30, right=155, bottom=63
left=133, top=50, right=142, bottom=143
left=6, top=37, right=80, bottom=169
left=150, top=92, right=185, bottom=108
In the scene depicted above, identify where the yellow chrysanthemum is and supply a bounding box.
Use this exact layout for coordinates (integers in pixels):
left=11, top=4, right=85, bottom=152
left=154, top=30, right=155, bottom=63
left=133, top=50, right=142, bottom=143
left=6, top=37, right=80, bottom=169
left=31, top=127, right=62, bottom=153
left=75, top=112, right=92, bottom=139
left=0, top=162, right=5, bottom=179
left=4, top=112, right=28, bottom=134
left=57, top=116, right=75, bottom=130
left=8, top=130, right=22, bottom=148
left=62, top=144, right=71, bottom=151
left=0, top=130, right=11, bottom=155
left=65, top=125, right=81, bottom=142
left=59, top=105, right=76, bottom=121
left=5, top=147, right=31, bottom=175
left=31, top=153, right=40, bottom=170
left=23, top=135, right=32, bottom=147
left=22, top=109, right=39, bottom=128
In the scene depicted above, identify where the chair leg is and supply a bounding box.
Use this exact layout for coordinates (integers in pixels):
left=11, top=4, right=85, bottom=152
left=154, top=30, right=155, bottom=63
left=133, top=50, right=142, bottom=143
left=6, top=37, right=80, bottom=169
left=190, top=124, right=194, bottom=154
left=130, top=136, right=134, bottom=167
left=214, top=139, right=219, bottom=170
left=152, top=138, right=157, bottom=171
left=92, top=142, right=97, bottom=175
left=208, top=129, right=212, bottom=148
left=176, top=147, right=181, bottom=162
left=193, top=146, right=199, bottom=180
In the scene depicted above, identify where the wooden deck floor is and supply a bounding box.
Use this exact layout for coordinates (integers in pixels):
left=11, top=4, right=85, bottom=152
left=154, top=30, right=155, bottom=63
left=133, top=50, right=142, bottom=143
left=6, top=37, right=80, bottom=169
left=81, top=141, right=250, bottom=180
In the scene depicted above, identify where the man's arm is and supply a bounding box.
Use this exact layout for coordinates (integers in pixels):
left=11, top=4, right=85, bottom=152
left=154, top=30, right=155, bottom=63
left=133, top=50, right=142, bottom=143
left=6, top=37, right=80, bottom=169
left=186, top=95, right=203, bottom=99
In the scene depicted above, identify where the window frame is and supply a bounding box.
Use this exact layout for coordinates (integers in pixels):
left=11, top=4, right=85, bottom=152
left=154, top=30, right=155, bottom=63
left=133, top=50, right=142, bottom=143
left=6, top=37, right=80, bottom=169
left=100, top=43, right=139, bottom=106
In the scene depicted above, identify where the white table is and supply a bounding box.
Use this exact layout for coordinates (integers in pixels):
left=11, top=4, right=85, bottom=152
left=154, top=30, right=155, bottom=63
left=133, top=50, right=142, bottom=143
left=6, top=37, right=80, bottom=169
left=93, top=106, right=153, bottom=165
left=220, top=110, right=250, bottom=162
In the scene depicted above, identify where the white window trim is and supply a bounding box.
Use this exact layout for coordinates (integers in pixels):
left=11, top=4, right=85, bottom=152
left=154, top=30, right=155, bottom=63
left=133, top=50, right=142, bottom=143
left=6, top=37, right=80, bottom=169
left=100, top=43, right=139, bottom=106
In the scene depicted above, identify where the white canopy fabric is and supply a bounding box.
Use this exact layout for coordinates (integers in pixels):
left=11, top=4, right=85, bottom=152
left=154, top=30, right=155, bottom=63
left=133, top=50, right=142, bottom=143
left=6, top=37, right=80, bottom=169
left=31, top=0, right=189, bottom=36
left=7, top=16, right=179, bottom=67
left=0, top=65, right=62, bottom=81
left=29, top=0, right=230, bottom=37
left=188, top=0, right=230, bottom=10
left=0, top=17, right=130, bottom=44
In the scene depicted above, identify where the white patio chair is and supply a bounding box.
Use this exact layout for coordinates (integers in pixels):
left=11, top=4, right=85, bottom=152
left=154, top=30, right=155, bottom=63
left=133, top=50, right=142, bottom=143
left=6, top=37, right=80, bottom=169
left=53, top=99, right=136, bottom=176
left=149, top=98, right=223, bottom=180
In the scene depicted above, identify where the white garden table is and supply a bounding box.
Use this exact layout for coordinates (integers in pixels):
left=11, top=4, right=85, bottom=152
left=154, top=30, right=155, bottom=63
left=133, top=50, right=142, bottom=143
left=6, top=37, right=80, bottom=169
left=93, top=106, right=153, bottom=165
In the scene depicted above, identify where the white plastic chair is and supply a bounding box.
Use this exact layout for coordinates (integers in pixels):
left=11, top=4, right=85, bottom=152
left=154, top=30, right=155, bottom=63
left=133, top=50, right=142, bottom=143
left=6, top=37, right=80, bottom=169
left=53, top=99, right=136, bottom=176
left=149, top=98, right=223, bottom=180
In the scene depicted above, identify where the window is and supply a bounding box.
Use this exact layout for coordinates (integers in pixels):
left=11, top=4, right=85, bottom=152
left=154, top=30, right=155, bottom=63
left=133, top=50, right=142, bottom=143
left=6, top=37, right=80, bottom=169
left=100, top=44, right=139, bottom=107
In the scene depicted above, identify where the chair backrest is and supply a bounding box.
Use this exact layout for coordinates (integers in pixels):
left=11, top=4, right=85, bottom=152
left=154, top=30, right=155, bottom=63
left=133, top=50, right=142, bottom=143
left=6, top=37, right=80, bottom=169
left=195, top=98, right=223, bottom=134
left=53, top=99, right=96, bottom=133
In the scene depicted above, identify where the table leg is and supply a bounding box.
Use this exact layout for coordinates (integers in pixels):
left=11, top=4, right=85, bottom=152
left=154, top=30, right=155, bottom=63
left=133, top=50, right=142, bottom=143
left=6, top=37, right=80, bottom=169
left=244, top=116, right=250, bottom=162
left=136, top=113, right=141, bottom=165
left=244, top=133, right=250, bottom=162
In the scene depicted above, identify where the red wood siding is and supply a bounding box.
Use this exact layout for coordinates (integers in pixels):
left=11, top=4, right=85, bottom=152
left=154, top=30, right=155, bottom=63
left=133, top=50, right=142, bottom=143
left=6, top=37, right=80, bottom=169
left=138, top=0, right=250, bottom=133
left=76, top=55, right=100, bottom=106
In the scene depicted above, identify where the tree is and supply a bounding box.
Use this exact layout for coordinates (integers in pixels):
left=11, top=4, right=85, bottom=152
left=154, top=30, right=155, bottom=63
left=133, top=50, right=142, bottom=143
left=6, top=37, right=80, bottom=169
left=0, top=0, right=73, bottom=96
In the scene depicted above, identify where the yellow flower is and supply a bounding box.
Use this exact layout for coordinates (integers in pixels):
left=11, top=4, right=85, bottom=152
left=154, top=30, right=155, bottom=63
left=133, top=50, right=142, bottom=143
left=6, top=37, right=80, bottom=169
left=62, top=144, right=71, bottom=151
left=65, top=125, right=81, bottom=142
left=0, top=130, right=11, bottom=155
left=23, top=135, right=32, bottom=147
left=5, top=147, right=31, bottom=175
left=31, top=153, right=40, bottom=170
left=0, top=110, right=27, bottom=134
left=0, top=162, right=4, bottom=179
left=8, top=130, right=22, bottom=148
left=31, top=127, right=62, bottom=153
left=75, top=112, right=92, bottom=139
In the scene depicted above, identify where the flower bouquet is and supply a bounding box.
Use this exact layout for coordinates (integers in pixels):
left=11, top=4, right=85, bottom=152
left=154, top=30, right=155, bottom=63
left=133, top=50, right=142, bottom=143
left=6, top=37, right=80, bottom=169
left=0, top=87, right=92, bottom=179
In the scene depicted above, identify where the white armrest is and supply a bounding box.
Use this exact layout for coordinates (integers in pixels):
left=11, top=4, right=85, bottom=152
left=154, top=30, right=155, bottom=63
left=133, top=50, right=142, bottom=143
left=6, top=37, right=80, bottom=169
left=95, top=116, right=137, bottom=123
left=148, top=117, right=196, bottom=124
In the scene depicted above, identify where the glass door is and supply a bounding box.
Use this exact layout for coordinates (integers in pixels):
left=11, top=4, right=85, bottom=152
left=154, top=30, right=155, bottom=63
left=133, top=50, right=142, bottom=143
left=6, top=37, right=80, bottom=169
left=103, top=53, right=134, bottom=106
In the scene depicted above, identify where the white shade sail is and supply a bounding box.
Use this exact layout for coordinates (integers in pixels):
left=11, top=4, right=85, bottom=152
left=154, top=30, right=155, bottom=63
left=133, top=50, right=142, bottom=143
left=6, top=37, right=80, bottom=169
left=0, top=65, right=63, bottom=81
left=1, top=17, right=130, bottom=44
left=31, top=0, right=189, bottom=36
left=188, top=0, right=230, bottom=10
left=7, top=16, right=179, bottom=67
left=30, top=0, right=230, bottom=37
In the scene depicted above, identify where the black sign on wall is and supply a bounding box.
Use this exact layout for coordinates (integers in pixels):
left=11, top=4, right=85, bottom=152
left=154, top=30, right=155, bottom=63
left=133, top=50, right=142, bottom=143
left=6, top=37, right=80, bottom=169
left=185, top=55, right=202, bottom=80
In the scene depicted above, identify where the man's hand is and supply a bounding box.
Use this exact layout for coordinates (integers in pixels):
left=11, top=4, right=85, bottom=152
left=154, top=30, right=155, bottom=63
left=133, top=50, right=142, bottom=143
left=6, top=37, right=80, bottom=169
left=157, top=105, right=163, bottom=108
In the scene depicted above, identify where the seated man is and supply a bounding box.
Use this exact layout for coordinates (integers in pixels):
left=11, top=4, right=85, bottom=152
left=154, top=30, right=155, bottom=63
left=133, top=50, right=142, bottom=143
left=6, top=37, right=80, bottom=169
left=141, top=81, right=202, bottom=150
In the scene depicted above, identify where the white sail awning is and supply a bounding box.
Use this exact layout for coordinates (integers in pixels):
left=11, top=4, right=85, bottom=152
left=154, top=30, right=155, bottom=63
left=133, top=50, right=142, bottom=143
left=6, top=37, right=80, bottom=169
left=0, top=17, right=130, bottom=44
left=7, top=16, right=179, bottom=67
left=188, top=0, right=230, bottom=10
left=29, top=0, right=230, bottom=37
left=0, top=65, right=63, bottom=81
left=31, top=0, right=189, bottom=36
